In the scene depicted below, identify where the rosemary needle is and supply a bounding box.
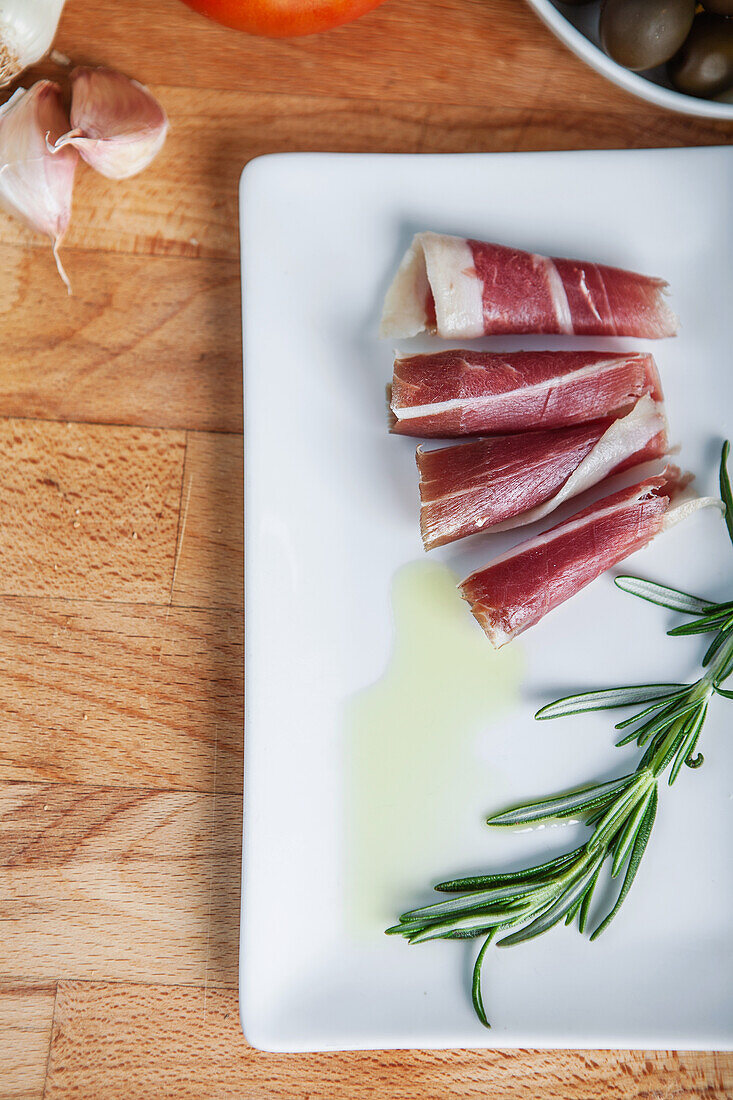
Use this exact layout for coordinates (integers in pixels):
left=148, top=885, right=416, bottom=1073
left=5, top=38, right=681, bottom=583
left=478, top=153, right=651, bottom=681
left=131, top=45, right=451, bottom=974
left=387, top=442, right=733, bottom=1027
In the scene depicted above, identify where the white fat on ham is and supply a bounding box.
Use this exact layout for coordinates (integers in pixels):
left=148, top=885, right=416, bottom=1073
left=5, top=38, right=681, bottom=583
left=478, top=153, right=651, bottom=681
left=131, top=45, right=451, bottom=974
left=380, top=232, right=483, bottom=339
left=390, top=353, right=648, bottom=425
left=662, top=492, right=725, bottom=530
left=460, top=468, right=723, bottom=648
left=380, top=235, right=431, bottom=338
left=533, top=254, right=574, bottom=335
left=488, top=396, right=667, bottom=533
left=476, top=471, right=721, bottom=580
left=462, top=494, right=647, bottom=581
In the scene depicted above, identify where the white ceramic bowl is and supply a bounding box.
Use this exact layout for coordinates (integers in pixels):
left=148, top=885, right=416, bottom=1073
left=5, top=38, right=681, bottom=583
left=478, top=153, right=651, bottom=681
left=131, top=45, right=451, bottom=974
left=526, top=0, right=733, bottom=120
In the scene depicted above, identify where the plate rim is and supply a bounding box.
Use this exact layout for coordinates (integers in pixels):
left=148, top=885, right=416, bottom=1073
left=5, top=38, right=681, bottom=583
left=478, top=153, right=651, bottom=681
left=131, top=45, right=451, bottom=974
left=238, top=147, right=733, bottom=1053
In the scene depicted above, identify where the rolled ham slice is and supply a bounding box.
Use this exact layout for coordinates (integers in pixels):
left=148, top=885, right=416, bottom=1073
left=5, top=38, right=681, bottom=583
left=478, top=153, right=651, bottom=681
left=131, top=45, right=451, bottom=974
left=391, top=349, right=662, bottom=438
left=460, top=466, right=722, bottom=648
left=381, top=232, right=678, bottom=340
left=418, top=396, right=667, bottom=551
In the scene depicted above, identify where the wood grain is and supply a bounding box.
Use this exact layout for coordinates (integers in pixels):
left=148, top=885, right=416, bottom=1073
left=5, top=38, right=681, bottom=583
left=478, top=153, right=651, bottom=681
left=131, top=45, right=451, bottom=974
left=0, top=244, right=242, bottom=433
left=48, top=0, right=732, bottom=117
left=0, top=419, right=185, bottom=602
left=53, top=0, right=620, bottom=109
left=171, top=432, right=243, bottom=609
left=0, top=783, right=240, bottom=986
left=0, top=601, right=243, bottom=792
left=1, top=89, right=730, bottom=264
left=0, top=0, right=731, bottom=1093
left=43, top=982, right=733, bottom=1100
left=0, top=982, right=56, bottom=1100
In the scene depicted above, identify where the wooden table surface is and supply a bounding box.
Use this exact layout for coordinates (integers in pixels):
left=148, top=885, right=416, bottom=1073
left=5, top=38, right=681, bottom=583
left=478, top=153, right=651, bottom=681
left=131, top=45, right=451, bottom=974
left=2, top=1, right=732, bottom=1096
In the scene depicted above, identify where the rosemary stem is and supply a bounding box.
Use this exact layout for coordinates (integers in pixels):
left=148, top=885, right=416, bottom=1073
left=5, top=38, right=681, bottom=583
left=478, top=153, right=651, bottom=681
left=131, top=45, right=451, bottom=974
left=705, top=629, right=733, bottom=686
left=589, top=773, right=654, bottom=849
left=388, top=442, right=733, bottom=1029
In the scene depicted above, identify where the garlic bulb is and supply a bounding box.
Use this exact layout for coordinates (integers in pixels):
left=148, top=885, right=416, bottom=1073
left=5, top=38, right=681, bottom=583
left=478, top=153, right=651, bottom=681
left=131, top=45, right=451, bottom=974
left=0, top=80, right=77, bottom=290
left=0, top=0, right=66, bottom=87
left=51, top=66, right=169, bottom=180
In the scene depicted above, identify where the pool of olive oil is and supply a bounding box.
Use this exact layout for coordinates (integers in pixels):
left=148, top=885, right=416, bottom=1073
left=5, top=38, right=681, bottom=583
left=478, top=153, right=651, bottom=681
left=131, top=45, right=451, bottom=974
left=346, top=559, right=523, bottom=930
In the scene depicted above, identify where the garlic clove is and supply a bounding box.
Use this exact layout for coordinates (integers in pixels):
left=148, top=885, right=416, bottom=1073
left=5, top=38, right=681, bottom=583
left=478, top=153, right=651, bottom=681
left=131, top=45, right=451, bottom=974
left=0, top=0, right=66, bottom=88
left=0, top=79, right=77, bottom=290
left=52, top=66, right=169, bottom=180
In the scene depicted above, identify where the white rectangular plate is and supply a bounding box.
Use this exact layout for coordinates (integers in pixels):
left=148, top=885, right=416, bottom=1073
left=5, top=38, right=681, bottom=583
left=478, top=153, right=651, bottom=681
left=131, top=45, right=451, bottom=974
left=240, top=148, right=733, bottom=1053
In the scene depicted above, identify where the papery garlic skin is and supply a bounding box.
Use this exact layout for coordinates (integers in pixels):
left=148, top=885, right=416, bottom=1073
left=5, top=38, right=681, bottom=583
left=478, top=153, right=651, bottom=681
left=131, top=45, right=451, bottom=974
left=0, top=80, right=77, bottom=289
left=53, top=66, right=169, bottom=180
left=0, top=0, right=66, bottom=87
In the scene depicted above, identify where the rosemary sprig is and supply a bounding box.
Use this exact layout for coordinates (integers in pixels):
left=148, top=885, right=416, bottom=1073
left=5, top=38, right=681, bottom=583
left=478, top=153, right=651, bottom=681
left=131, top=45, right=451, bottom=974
left=387, top=441, right=732, bottom=1028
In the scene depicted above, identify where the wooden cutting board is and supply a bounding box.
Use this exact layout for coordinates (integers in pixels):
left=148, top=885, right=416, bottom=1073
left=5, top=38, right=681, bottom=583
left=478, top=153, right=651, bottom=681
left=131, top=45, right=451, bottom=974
left=1, top=0, right=731, bottom=1095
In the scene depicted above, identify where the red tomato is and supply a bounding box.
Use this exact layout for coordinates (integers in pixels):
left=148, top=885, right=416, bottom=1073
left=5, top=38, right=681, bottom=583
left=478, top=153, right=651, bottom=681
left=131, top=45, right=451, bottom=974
left=180, top=0, right=388, bottom=36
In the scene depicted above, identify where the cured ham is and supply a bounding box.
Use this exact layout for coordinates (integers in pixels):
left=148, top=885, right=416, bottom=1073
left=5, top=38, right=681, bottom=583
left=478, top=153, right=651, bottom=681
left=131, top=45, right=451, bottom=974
left=391, top=349, right=662, bottom=438
left=381, top=232, right=678, bottom=340
left=460, top=466, right=722, bottom=648
left=417, top=396, right=667, bottom=550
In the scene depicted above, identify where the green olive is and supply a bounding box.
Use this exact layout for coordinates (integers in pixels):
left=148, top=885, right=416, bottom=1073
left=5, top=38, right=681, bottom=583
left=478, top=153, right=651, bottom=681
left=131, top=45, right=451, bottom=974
left=701, top=0, right=733, bottom=14
left=600, top=0, right=696, bottom=70
left=669, top=13, right=733, bottom=97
